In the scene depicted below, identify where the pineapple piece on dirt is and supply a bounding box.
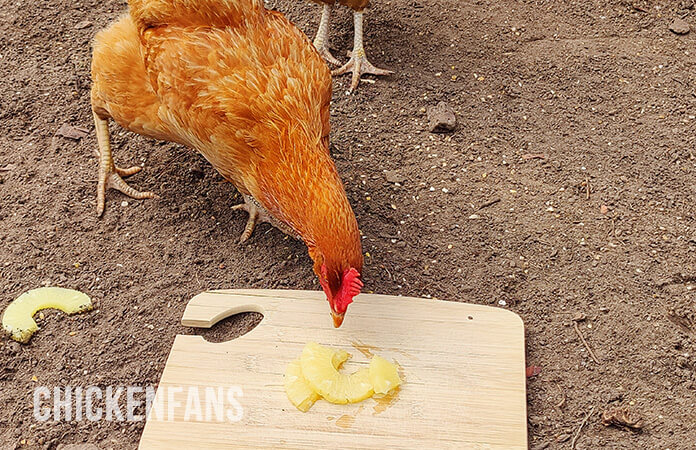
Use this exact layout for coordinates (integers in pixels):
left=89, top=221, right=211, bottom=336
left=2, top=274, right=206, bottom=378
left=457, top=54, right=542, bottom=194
left=369, top=354, right=402, bottom=394
left=2, top=287, right=92, bottom=343
left=300, top=342, right=374, bottom=404
left=285, top=348, right=350, bottom=412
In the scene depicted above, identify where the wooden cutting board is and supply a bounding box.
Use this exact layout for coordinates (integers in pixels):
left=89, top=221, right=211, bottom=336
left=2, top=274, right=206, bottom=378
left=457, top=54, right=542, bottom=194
left=139, top=289, right=527, bottom=449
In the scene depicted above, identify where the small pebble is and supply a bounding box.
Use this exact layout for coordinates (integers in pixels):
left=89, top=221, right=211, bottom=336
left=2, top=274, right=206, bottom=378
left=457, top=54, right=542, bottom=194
left=5, top=341, right=21, bottom=355
left=74, top=20, right=93, bottom=30
left=556, top=434, right=571, bottom=443
left=121, top=201, right=129, bottom=207
left=669, top=18, right=691, bottom=35
left=384, top=170, right=405, bottom=184
left=427, top=101, right=457, bottom=133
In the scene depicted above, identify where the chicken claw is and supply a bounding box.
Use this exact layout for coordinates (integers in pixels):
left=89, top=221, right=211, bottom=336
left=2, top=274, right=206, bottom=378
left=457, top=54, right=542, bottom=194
left=231, top=195, right=275, bottom=243
left=316, top=44, right=342, bottom=67
left=332, top=11, right=393, bottom=92
left=332, top=49, right=393, bottom=92
left=93, top=111, right=156, bottom=217
left=232, top=194, right=299, bottom=242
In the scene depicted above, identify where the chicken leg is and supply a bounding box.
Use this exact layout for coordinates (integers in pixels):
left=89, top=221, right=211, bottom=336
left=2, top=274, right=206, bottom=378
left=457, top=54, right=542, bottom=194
left=93, top=111, right=156, bottom=216
left=332, top=11, right=392, bottom=92
left=232, top=194, right=300, bottom=243
left=312, top=4, right=341, bottom=66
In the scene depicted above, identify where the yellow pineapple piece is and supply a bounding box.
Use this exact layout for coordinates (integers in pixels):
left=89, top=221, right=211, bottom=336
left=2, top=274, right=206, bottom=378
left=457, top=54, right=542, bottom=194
left=285, top=349, right=349, bottom=412
left=284, top=359, right=318, bottom=412
left=2, top=287, right=92, bottom=343
left=369, top=355, right=402, bottom=394
left=300, top=342, right=374, bottom=404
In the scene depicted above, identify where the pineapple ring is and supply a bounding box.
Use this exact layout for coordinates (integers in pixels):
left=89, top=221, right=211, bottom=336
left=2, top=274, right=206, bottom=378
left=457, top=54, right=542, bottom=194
left=300, top=342, right=374, bottom=404
left=285, top=349, right=349, bottom=412
left=2, top=287, right=92, bottom=343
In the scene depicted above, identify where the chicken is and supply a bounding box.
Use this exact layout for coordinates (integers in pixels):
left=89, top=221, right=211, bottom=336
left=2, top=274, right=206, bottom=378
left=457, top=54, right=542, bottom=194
left=310, top=0, right=392, bottom=91
left=90, top=0, right=364, bottom=327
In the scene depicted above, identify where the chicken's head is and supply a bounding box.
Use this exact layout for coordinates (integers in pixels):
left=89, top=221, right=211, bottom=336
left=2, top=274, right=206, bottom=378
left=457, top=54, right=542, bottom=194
left=318, top=264, right=363, bottom=328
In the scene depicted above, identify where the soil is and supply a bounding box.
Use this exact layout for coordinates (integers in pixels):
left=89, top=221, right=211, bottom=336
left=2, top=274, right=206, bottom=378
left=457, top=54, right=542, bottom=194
left=1, top=0, right=696, bottom=448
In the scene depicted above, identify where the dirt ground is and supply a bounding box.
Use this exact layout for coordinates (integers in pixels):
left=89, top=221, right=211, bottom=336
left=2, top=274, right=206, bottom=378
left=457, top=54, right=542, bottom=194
left=1, top=0, right=696, bottom=448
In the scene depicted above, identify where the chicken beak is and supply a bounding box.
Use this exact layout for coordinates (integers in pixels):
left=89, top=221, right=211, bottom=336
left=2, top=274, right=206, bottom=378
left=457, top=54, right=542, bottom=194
left=331, top=311, right=345, bottom=328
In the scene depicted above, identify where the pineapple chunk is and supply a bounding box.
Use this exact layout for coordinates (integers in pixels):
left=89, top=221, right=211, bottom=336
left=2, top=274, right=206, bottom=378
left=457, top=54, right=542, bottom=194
left=300, top=342, right=374, bottom=404
left=369, top=355, right=402, bottom=394
left=2, top=287, right=92, bottom=343
left=284, top=359, right=318, bottom=412
left=284, top=349, right=350, bottom=412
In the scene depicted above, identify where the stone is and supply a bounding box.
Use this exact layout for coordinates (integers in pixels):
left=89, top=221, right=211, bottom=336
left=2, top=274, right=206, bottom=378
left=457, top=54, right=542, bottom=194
left=427, top=102, right=457, bottom=133
left=669, top=18, right=691, bottom=34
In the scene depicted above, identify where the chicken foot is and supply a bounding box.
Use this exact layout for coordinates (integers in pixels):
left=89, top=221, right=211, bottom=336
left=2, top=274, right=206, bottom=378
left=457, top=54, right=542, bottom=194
left=332, top=11, right=392, bottom=92
left=232, top=194, right=299, bottom=243
left=93, top=111, right=156, bottom=217
left=312, top=4, right=341, bottom=66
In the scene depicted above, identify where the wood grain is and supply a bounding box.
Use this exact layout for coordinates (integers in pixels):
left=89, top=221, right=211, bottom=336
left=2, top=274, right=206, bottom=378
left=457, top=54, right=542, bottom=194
left=139, top=289, right=527, bottom=449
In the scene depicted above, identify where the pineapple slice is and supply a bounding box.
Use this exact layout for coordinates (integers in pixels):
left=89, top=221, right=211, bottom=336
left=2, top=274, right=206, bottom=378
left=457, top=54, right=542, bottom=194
left=300, top=342, right=374, bottom=404
left=2, top=287, right=92, bottom=343
left=369, top=355, right=402, bottom=394
left=285, top=349, right=349, bottom=412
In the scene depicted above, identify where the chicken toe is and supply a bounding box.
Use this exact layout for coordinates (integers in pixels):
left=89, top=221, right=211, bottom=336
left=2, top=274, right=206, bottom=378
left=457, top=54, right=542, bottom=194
left=232, top=194, right=299, bottom=242
left=316, top=44, right=342, bottom=67
left=114, top=165, right=142, bottom=177
left=332, top=11, right=392, bottom=92
left=232, top=195, right=273, bottom=243
left=93, top=111, right=156, bottom=217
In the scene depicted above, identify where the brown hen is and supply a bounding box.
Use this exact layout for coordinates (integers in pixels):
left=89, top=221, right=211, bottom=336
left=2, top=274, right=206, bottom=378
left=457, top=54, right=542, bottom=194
left=90, top=0, right=364, bottom=326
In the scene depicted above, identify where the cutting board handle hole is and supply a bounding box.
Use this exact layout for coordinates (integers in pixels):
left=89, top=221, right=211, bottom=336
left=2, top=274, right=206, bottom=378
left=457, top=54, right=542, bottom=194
left=192, top=311, right=263, bottom=343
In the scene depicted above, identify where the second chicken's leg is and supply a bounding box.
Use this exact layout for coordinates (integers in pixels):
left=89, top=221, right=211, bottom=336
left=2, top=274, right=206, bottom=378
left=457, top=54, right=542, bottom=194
left=332, top=11, right=392, bottom=91
left=93, top=111, right=156, bottom=216
left=313, top=4, right=341, bottom=66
